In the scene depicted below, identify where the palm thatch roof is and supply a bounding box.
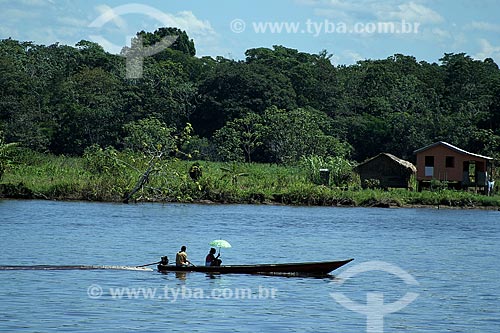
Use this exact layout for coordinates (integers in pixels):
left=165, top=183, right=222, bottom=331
left=356, top=153, right=416, bottom=173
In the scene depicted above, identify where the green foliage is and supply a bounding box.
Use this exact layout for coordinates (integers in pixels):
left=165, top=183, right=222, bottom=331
left=192, top=59, right=297, bottom=136
left=214, top=112, right=265, bottom=163
left=300, top=155, right=354, bottom=187
left=120, top=122, right=193, bottom=202
left=220, top=163, right=250, bottom=186
left=83, top=145, right=122, bottom=176
left=262, top=107, right=351, bottom=164
left=363, top=178, right=381, bottom=190
left=429, top=179, right=449, bottom=192
left=0, top=131, right=18, bottom=180
left=213, top=126, right=244, bottom=162
left=1, top=35, right=500, bottom=167
left=182, top=136, right=216, bottom=161
left=123, top=117, right=177, bottom=156
left=137, top=27, right=196, bottom=57
left=1, top=152, right=499, bottom=209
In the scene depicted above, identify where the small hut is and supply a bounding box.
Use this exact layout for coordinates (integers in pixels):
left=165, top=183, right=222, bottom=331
left=355, top=153, right=416, bottom=189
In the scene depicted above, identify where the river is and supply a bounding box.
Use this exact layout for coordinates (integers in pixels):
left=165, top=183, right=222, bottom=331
left=1, top=200, right=499, bottom=332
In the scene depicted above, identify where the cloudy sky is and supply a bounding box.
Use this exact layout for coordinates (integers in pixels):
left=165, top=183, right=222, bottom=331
left=1, top=0, right=499, bottom=65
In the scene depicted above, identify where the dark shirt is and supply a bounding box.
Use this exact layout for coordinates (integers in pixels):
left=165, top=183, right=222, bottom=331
left=205, top=253, right=216, bottom=266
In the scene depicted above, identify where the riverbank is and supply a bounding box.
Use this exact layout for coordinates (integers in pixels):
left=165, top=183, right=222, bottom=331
left=1, top=151, right=499, bottom=209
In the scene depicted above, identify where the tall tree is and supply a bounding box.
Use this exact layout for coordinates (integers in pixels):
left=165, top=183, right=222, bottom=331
left=213, top=112, right=264, bottom=162
left=52, top=67, right=123, bottom=154
left=193, top=59, right=296, bottom=137
left=137, top=27, right=196, bottom=57
left=262, top=106, right=351, bottom=164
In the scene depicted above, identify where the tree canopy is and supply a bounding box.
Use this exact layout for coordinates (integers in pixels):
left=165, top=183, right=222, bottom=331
left=1, top=30, right=499, bottom=164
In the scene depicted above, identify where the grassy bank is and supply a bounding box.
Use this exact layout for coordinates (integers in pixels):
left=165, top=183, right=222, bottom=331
left=1, top=150, right=499, bottom=209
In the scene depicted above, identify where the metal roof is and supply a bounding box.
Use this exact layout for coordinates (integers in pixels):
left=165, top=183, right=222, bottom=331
left=413, top=141, right=493, bottom=160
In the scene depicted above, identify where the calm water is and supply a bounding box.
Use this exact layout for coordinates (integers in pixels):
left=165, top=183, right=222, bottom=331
left=1, top=200, right=499, bottom=332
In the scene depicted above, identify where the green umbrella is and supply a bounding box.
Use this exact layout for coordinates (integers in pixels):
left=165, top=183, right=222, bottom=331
left=209, top=239, right=232, bottom=255
left=209, top=239, right=231, bottom=248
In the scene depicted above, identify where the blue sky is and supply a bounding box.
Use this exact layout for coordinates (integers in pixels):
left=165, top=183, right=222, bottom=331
left=1, top=0, right=500, bottom=65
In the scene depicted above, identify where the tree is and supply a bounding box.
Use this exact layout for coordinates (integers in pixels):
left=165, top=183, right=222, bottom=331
left=0, top=130, right=18, bottom=180
left=213, top=113, right=264, bottom=162
left=245, top=46, right=340, bottom=112
left=139, top=58, right=197, bottom=128
left=192, top=60, right=297, bottom=137
left=124, top=117, right=178, bottom=156
left=52, top=67, right=123, bottom=154
left=122, top=118, right=193, bottom=202
left=262, top=106, right=351, bottom=164
left=137, top=27, right=196, bottom=57
left=0, top=40, right=77, bottom=151
left=213, top=126, right=244, bottom=162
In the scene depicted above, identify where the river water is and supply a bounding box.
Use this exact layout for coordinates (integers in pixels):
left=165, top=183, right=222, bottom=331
left=0, top=200, right=499, bottom=332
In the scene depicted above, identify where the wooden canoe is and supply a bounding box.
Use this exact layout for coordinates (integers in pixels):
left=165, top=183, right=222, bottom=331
left=157, top=259, right=353, bottom=276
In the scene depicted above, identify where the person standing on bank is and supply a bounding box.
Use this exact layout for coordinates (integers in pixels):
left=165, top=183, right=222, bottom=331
left=176, top=246, right=191, bottom=267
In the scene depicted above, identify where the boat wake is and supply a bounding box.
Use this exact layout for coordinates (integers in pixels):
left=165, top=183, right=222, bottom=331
left=0, top=265, right=153, bottom=271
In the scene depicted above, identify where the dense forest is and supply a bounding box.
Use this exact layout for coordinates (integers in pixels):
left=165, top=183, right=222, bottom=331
left=1, top=27, right=500, bottom=165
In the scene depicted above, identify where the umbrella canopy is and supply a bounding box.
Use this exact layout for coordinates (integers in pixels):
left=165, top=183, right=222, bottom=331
left=209, top=239, right=232, bottom=249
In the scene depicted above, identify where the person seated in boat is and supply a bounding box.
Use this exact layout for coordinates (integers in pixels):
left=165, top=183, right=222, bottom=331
left=159, top=256, right=169, bottom=266
left=205, top=248, right=222, bottom=266
left=176, top=246, right=191, bottom=267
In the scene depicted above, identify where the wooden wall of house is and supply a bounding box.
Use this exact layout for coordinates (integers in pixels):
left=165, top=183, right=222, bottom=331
left=415, top=145, right=488, bottom=182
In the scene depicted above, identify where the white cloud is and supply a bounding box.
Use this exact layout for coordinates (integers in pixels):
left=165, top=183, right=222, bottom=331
left=89, top=5, right=215, bottom=36
left=57, top=16, right=88, bottom=28
left=175, top=11, right=219, bottom=57
left=465, top=21, right=500, bottom=33
left=0, top=8, right=38, bottom=21
left=294, top=0, right=321, bottom=5
left=431, top=28, right=451, bottom=40
left=382, top=1, right=443, bottom=24
left=330, top=50, right=365, bottom=65
left=343, top=50, right=365, bottom=63
left=301, top=0, right=444, bottom=25
left=93, top=4, right=128, bottom=30
left=86, top=4, right=218, bottom=56
left=0, top=26, right=19, bottom=38
left=450, top=32, right=468, bottom=50
left=165, top=11, right=216, bottom=39
left=474, top=39, right=500, bottom=61
left=89, top=5, right=215, bottom=40
left=19, top=0, right=54, bottom=6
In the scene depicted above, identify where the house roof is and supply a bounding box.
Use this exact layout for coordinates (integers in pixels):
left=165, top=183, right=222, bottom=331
left=356, top=153, right=417, bottom=172
left=413, top=141, right=493, bottom=160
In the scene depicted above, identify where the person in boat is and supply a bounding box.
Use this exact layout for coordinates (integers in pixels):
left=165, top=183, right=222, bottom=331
left=159, top=256, right=169, bottom=266
left=205, top=248, right=222, bottom=266
left=175, top=246, right=191, bottom=267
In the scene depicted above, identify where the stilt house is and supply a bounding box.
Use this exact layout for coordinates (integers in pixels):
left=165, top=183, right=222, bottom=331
left=414, top=141, right=493, bottom=190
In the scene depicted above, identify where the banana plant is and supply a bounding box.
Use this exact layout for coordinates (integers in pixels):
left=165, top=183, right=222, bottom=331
left=220, top=163, right=249, bottom=186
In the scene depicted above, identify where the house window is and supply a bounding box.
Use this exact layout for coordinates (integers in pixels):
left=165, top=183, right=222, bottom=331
left=445, top=156, right=455, bottom=168
left=424, top=156, right=434, bottom=177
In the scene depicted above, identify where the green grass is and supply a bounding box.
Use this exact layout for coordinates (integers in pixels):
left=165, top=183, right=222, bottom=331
left=1, top=150, right=499, bottom=209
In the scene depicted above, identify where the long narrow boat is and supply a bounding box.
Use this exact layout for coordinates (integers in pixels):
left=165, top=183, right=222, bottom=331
left=157, top=259, right=353, bottom=276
